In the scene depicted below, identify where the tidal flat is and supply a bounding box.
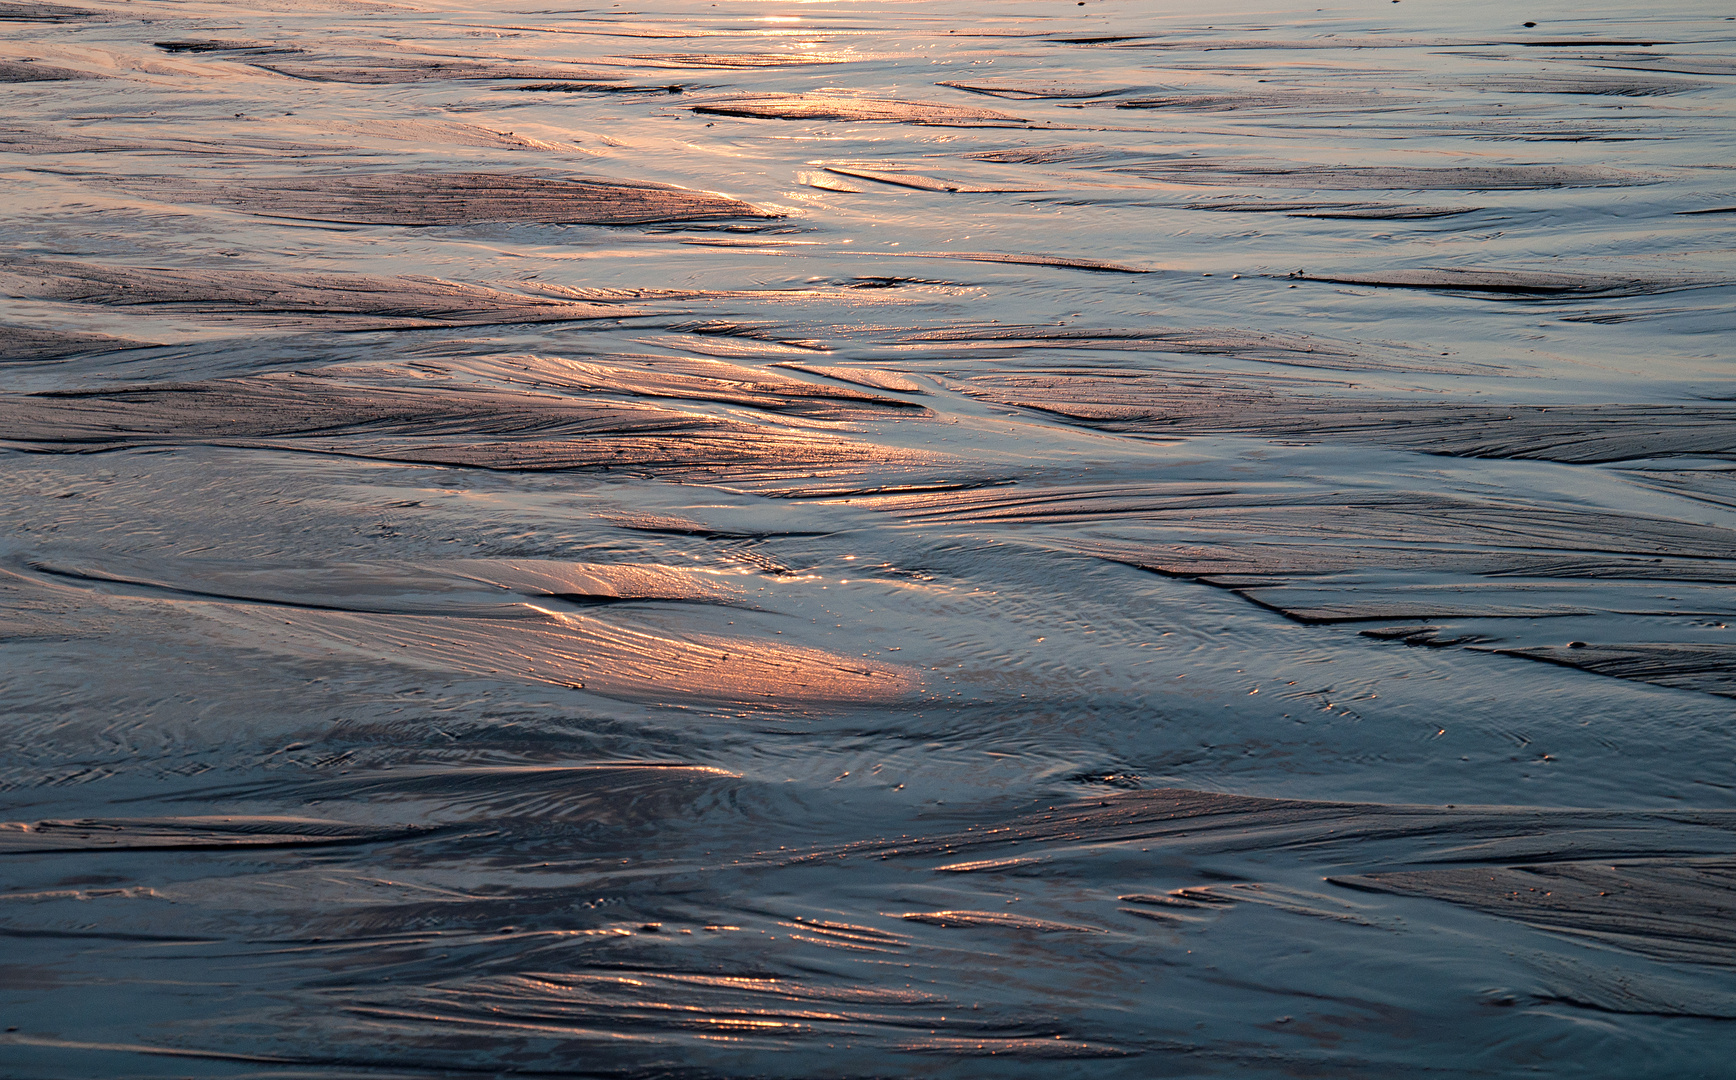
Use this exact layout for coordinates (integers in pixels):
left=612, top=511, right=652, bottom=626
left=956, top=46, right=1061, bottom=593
left=2, top=0, right=1735, bottom=1075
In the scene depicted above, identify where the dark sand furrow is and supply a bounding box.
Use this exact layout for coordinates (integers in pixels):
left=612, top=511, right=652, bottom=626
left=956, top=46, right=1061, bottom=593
left=0, top=378, right=764, bottom=443
left=693, top=94, right=1037, bottom=127
left=968, top=148, right=1644, bottom=189
left=902, top=325, right=1346, bottom=349
left=889, top=324, right=1375, bottom=366
left=1488, top=644, right=1736, bottom=698
left=254, top=59, right=621, bottom=84
left=1233, top=591, right=1600, bottom=623
left=0, top=1, right=101, bottom=20
left=1359, top=625, right=1498, bottom=648
left=18, top=562, right=492, bottom=617
left=1590, top=59, right=1736, bottom=76
left=955, top=374, right=1736, bottom=462
left=1180, top=201, right=1482, bottom=219
left=863, top=486, right=1736, bottom=565
left=1618, top=469, right=1736, bottom=510
left=1072, top=35, right=1676, bottom=51
left=1115, top=163, right=1643, bottom=190
left=1334, top=860, right=1736, bottom=966
left=0, top=259, right=628, bottom=327
left=1286, top=206, right=1481, bottom=219
left=0, top=370, right=973, bottom=485
left=783, top=789, right=1736, bottom=869
left=898, top=910, right=1104, bottom=932
left=625, top=53, right=847, bottom=68
left=937, top=81, right=1138, bottom=100
left=894, top=251, right=1148, bottom=272
left=1285, top=267, right=1717, bottom=297
left=18, top=555, right=743, bottom=617
left=289, top=435, right=960, bottom=483
left=0, top=59, right=92, bottom=80
left=1181, top=198, right=1458, bottom=213
left=821, top=165, right=1047, bottom=192
left=190, top=764, right=742, bottom=825
left=0, top=325, right=154, bottom=362
left=1079, top=541, right=1736, bottom=589
left=770, top=364, right=925, bottom=393
left=1472, top=75, right=1710, bottom=96
left=153, top=39, right=302, bottom=55
left=506, top=81, right=683, bottom=94
left=0, top=379, right=942, bottom=481
left=0, top=816, right=427, bottom=854
left=167, top=172, right=777, bottom=227
left=0, top=126, right=157, bottom=154
left=0, top=123, right=329, bottom=156
left=1115, top=91, right=1415, bottom=113
left=431, top=353, right=927, bottom=417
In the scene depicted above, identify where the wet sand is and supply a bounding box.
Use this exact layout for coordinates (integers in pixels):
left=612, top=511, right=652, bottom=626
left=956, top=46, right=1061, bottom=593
left=2, top=0, right=1735, bottom=1075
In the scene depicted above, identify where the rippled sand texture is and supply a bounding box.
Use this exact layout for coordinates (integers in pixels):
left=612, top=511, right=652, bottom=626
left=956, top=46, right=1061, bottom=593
left=3, top=0, right=1736, bottom=1075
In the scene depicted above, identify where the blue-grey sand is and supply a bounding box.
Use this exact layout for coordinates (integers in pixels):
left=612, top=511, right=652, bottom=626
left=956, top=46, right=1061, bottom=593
left=2, top=0, right=1735, bottom=1075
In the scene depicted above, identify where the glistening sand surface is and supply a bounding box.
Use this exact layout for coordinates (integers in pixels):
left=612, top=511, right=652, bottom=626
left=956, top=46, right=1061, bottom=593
left=2, top=0, right=1735, bottom=1076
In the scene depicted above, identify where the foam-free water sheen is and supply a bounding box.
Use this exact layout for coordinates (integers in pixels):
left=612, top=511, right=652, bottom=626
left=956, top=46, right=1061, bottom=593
left=2, top=0, right=1734, bottom=1076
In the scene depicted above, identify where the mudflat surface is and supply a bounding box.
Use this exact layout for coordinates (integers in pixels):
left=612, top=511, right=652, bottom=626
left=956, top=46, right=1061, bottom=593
left=1, top=0, right=1734, bottom=1076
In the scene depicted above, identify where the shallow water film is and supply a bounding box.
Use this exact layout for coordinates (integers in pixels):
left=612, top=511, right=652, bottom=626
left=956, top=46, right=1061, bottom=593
left=3, top=0, right=1736, bottom=1075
